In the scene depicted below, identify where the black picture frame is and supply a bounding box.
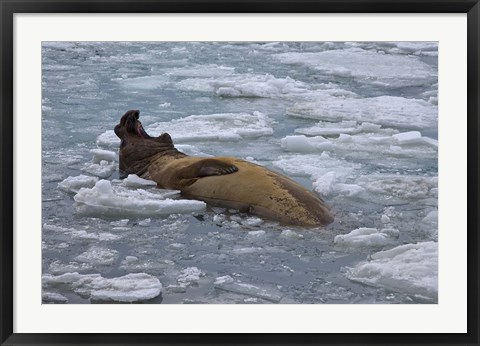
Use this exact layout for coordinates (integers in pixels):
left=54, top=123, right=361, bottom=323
left=1, top=1, right=478, bottom=345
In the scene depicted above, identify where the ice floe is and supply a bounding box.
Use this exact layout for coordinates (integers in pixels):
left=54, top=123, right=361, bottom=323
left=43, top=223, right=122, bottom=243
left=73, top=180, right=205, bottom=217
left=42, top=272, right=162, bottom=303
left=176, top=73, right=309, bottom=98
left=345, top=241, right=438, bottom=301
left=275, top=47, right=436, bottom=87
left=280, top=128, right=438, bottom=164
left=320, top=173, right=437, bottom=204
left=334, top=227, right=399, bottom=248
left=58, top=175, right=99, bottom=193
left=384, top=42, right=438, bottom=56
left=80, top=149, right=118, bottom=178
left=295, top=121, right=386, bottom=137
left=280, top=229, right=304, bottom=239
left=165, top=64, right=235, bottom=78
left=214, top=279, right=283, bottom=303
left=146, top=111, right=274, bottom=142
left=74, top=246, right=119, bottom=265
left=287, top=96, right=437, bottom=130
left=117, top=75, right=169, bottom=90
left=273, top=153, right=361, bottom=182
left=177, top=267, right=204, bottom=286
left=90, top=149, right=117, bottom=163
left=82, top=160, right=117, bottom=179
left=96, top=130, right=119, bottom=148
left=47, top=260, right=94, bottom=275
left=357, top=174, right=437, bottom=203
left=42, top=292, right=68, bottom=303
left=96, top=111, right=274, bottom=147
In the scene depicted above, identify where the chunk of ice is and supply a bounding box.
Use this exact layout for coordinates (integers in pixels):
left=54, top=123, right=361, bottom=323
left=345, top=241, right=438, bottom=301
left=58, top=175, right=99, bottom=194
left=273, top=154, right=361, bottom=182
left=232, top=247, right=263, bottom=254
left=42, top=292, right=68, bottom=303
left=74, top=180, right=205, bottom=217
left=287, top=96, right=437, bottom=130
left=334, top=227, right=399, bottom=248
left=214, top=275, right=234, bottom=285
left=42, top=272, right=162, bottom=303
left=74, top=246, right=119, bottom=265
left=280, top=229, right=304, bottom=239
left=110, top=219, right=129, bottom=227
left=312, top=172, right=337, bottom=196
left=393, top=131, right=423, bottom=145
left=177, top=267, right=204, bottom=286
left=381, top=214, right=391, bottom=223
left=214, top=281, right=283, bottom=303
left=122, top=174, right=157, bottom=188
left=138, top=218, right=152, bottom=226
left=90, top=273, right=162, bottom=303
left=146, top=111, right=274, bottom=143
left=96, top=130, right=119, bottom=148
left=90, top=149, right=117, bottom=163
left=82, top=160, right=117, bottom=179
left=335, top=184, right=365, bottom=197
left=177, top=73, right=309, bottom=98
left=357, top=174, right=437, bottom=203
left=166, top=64, right=235, bottom=77
left=275, top=48, right=436, bottom=87
left=48, top=260, right=94, bottom=275
left=241, top=217, right=264, bottom=227
left=281, top=135, right=316, bottom=152
left=246, top=230, right=266, bottom=238
left=118, top=75, right=169, bottom=90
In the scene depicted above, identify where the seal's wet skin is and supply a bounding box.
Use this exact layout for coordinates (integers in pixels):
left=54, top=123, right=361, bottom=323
left=115, top=110, right=334, bottom=227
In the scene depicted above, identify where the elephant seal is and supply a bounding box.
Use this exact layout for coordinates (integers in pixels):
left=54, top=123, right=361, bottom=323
left=114, top=110, right=333, bottom=227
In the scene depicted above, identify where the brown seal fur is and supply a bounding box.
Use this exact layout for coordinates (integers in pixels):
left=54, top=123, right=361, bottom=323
left=114, top=110, right=334, bottom=227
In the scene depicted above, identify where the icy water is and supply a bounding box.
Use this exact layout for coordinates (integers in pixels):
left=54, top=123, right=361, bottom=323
left=42, top=42, right=438, bottom=304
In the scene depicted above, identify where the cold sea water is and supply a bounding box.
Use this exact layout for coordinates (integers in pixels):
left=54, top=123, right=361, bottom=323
left=42, top=42, right=438, bottom=304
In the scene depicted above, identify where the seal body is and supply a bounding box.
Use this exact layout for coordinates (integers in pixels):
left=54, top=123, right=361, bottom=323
left=115, top=110, right=334, bottom=227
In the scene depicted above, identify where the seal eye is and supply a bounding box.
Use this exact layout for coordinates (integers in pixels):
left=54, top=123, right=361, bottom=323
left=134, top=110, right=140, bottom=119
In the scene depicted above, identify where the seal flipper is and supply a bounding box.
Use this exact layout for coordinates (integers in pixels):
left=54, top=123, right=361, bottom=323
left=189, top=159, right=239, bottom=178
